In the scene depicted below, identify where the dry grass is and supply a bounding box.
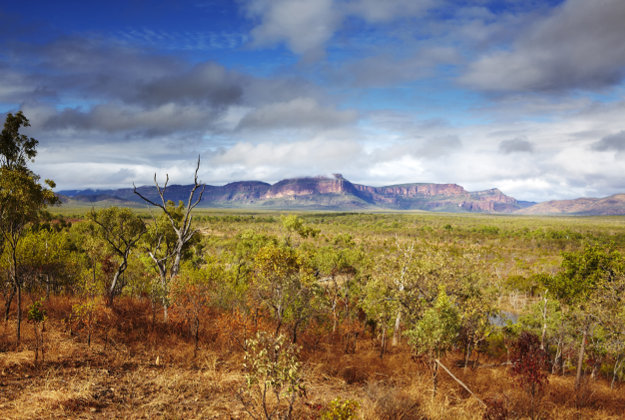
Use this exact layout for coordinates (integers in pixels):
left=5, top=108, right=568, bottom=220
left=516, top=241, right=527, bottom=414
left=2, top=296, right=625, bottom=419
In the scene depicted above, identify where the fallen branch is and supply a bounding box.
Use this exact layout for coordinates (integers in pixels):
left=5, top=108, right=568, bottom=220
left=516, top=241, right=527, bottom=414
left=435, top=359, right=487, bottom=408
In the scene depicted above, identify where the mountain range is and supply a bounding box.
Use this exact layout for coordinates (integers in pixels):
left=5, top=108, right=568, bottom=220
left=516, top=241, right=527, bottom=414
left=57, top=174, right=625, bottom=215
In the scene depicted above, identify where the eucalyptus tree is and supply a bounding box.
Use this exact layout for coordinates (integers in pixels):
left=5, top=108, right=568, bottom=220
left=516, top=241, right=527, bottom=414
left=133, top=156, right=205, bottom=279
left=88, top=207, right=146, bottom=306
left=0, top=168, right=57, bottom=343
left=0, top=111, right=38, bottom=171
left=253, top=242, right=319, bottom=343
left=544, top=242, right=624, bottom=390
left=313, top=233, right=362, bottom=334
left=133, top=157, right=205, bottom=319
left=0, top=111, right=57, bottom=343
left=406, top=287, right=460, bottom=397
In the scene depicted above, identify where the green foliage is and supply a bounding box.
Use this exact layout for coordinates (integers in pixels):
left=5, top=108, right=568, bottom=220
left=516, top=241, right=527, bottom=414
left=321, top=397, right=360, bottom=420
left=238, top=331, right=305, bottom=419
left=361, top=276, right=397, bottom=331
left=88, top=207, right=146, bottom=303
left=27, top=299, right=47, bottom=323
left=252, top=242, right=320, bottom=341
left=406, top=287, right=460, bottom=359
left=546, top=242, right=623, bottom=305
left=0, top=111, right=38, bottom=171
left=281, top=214, right=319, bottom=239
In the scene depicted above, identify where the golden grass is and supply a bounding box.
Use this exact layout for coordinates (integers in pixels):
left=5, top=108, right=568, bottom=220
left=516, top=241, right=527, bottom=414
left=2, top=296, right=625, bottom=419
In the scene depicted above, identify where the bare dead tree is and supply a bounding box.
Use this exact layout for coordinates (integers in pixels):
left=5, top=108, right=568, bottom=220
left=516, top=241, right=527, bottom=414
left=133, top=156, right=206, bottom=320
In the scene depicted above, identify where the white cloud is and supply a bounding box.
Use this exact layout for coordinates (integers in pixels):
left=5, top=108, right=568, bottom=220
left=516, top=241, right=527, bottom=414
left=244, top=0, right=340, bottom=58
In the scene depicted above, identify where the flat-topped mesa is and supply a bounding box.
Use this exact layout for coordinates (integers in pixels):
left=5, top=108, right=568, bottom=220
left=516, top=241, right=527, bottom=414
left=262, top=176, right=354, bottom=199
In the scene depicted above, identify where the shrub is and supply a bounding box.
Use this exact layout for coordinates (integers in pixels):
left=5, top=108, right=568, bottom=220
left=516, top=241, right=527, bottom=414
left=510, top=331, right=548, bottom=419
left=321, top=397, right=359, bottom=420
left=238, top=332, right=305, bottom=419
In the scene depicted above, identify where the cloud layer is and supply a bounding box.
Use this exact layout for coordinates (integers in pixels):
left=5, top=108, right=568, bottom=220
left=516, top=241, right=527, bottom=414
left=0, top=0, right=624, bottom=202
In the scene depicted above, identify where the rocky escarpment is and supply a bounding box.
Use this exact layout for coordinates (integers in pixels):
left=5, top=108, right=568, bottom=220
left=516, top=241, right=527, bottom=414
left=59, top=175, right=532, bottom=213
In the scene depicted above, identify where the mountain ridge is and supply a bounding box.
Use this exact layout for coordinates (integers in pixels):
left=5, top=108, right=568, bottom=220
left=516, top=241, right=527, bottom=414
left=59, top=176, right=625, bottom=214
left=58, top=174, right=536, bottom=213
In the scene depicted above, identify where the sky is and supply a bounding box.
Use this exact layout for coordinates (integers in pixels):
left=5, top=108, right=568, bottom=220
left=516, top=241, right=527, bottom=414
left=1, top=0, right=625, bottom=202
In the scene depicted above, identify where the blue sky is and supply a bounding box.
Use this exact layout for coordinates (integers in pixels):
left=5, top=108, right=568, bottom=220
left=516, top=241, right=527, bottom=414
left=1, top=0, right=624, bottom=202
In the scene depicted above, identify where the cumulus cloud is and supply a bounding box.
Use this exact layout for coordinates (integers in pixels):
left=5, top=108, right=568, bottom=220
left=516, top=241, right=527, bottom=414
left=244, top=0, right=340, bottom=59
left=499, top=138, right=534, bottom=154
left=461, top=0, right=625, bottom=92
left=242, top=0, right=436, bottom=58
left=592, top=130, right=625, bottom=152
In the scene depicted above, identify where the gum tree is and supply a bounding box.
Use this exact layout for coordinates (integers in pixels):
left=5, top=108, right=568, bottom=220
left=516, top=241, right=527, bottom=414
left=88, top=207, right=146, bottom=306
left=406, top=287, right=460, bottom=397
left=133, top=157, right=205, bottom=319
left=544, top=242, right=623, bottom=390
left=0, top=111, right=57, bottom=344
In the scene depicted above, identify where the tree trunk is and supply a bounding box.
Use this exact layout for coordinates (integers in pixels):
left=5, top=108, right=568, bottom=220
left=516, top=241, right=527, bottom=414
left=575, top=322, right=589, bottom=390
left=611, top=357, right=622, bottom=389
left=380, top=325, right=387, bottom=359
left=552, top=339, right=562, bottom=375
left=193, top=315, right=199, bottom=358
left=162, top=296, right=168, bottom=322
left=33, top=323, right=39, bottom=363
left=464, top=340, right=472, bottom=371
left=540, top=295, right=548, bottom=350
left=108, top=259, right=128, bottom=306
left=432, top=359, right=439, bottom=398
left=4, top=284, right=15, bottom=322
left=291, top=319, right=301, bottom=344
left=392, top=310, right=401, bottom=347
left=157, top=266, right=168, bottom=322
left=16, top=282, right=21, bottom=345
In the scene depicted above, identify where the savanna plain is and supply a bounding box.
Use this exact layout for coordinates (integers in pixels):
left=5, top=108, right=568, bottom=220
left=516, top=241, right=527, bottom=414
left=2, top=208, right=625, bottom=419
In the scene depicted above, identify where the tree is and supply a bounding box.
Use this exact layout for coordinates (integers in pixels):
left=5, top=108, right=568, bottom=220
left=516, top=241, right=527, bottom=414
left=141, top=202, right=194, bottom=321
left=406, top=287, right=460, bottom=397
left=544, top=242, right=623, bottom=390
left=361, top=276, right=397, bottom=358
left=88, top=207, right=146, bottom=306
left=133, top=156, right=205, bottom=280
left=0, top=111, right=38, bottom=171
left=313, top=234, right=361, bottom=334
left=0, top=168, right=57, bottom=344
left=253, top=243, right=318, bottom=343
left=27, top=299, right=47, bottom=364
left=0, top=111, right=58, bottom=344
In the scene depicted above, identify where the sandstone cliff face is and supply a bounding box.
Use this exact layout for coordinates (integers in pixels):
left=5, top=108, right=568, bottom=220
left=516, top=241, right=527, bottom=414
left=206, top=176, right=524, bottom=212
left=61, top=175, right=528, bottom=213
left=262, top=177, right=351, bottom=199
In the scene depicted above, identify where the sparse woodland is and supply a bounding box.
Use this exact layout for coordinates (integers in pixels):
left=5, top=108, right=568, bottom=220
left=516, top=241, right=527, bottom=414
left=2, top=114, right=625, bottom=419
